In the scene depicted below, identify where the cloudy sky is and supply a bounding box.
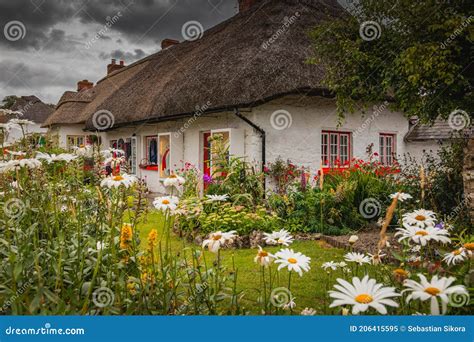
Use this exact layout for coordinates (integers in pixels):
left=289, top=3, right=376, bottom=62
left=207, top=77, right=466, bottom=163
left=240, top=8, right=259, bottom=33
left=0, top=0, right=238, bottom=105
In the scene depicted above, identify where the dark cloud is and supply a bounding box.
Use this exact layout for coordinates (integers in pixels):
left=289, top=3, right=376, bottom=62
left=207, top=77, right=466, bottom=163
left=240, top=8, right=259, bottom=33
left=99, top=48, right=146, bottom=62
left=0, top=60, right=75, bottom=91
left=0, top=0, right=238, bottom=103
left=75, top=0, right=238, bottom=45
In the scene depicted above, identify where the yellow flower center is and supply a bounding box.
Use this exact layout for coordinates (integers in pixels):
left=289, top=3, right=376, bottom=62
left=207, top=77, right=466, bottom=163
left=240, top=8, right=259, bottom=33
left=113, top=175, right=124, bottom=181
left=355, top=294, right=373, bottom=304
left=169, top=174, right=177, bottom=178
left=258, top=251, right=268, bottom=257
left=288, top=258, right=297, bottom=264
left=162, top=199, right=170, bottom=205
left=415, top=230, right=428, bottom=236
left=213, top=234, right=222, bottom=241
left=463, top=243, right=474, bottom=251
left=452, top=249, right=461, bottom=255
left=393, top=268, right=408, bottom=276
left=415, top=215, right=426, bottom=221
left=424, top=287, right=440, bottom=296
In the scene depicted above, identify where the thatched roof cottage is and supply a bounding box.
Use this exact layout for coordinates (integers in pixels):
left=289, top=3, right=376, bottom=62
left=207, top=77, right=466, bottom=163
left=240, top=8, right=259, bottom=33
left=44, top=0, right=441, bottom=192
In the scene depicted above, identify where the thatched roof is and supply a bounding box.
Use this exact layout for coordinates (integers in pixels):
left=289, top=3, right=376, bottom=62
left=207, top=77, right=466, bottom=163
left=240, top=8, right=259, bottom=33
left=45, top=0, right=344, bottom=129
left=4, top=96, right=54, bottom=124
left=405, top=118, right=473, bottom=141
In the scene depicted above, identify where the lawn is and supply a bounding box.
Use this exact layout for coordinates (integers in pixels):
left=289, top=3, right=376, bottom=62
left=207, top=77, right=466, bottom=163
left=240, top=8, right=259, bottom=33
left=136, top=211, right=347, bottom=313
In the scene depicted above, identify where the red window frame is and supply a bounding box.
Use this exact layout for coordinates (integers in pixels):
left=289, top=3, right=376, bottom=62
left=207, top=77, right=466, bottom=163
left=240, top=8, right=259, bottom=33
left=379, top=133, right=396, bottom=165
left=321, top=130, right=352, bottom=167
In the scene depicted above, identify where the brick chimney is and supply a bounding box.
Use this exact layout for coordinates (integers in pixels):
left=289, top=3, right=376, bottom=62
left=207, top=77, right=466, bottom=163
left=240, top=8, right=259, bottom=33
left=107, top=59, right=125, bottom=75
left=238, top=0, right=259, bottom=12
left=161, top=38, right=179, bottom=49
left=77, top=79, right=93, bottom=92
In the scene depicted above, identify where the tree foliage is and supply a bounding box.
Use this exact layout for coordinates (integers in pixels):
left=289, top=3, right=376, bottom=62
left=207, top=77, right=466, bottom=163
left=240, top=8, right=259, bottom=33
left=309, top=0, right=473, bottom=122
left=0, top=95, right=19, bottom=109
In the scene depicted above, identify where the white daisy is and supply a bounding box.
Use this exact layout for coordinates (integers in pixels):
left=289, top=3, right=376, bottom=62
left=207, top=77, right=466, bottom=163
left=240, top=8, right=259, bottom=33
left=163, top=174, right=185, bottom=188
left=344, top=252, right=370, bottom=265
left=100, top=174, right=137, bottom=188
left=404, top=274, right=468, bottom=315
left=36, top=152, right=78, bottom=163
left=300, top=307, right=316, bottom=316
left=395, top=224, right=451, bottom=246
left=322, top=261, right=339, bottom=271
left=153, top=196, right=179, bottom=212
left=442, top=248, right=467, bottom=266
left=368, top=252, right=386, bottom=265
left=274, top=248, right=311, bottom=276
left=390, top=192, right=413, bottom=202
left=402, top=209, right=436, bottom=228
left=338, top=261, right=347, bottom=268
left=8, top=118, right=35, bottom=126
left=0, top=158, right=42, bottom=173
left=283, top=298, right=296, bottom=310
left=206, top=194, right=229, bottom=202
left=6, top=150, right=26, bottom=156
left=254, top=245, right=274, bottom=267
left=73, top=145, right=93, bottom=157
left=329, top=275, right=400, bottom=314
left=348, top=235, right=359, bottom=244
left=263, top=229, right=294, bottom=246
left=202, top=230, right=237, bottom=253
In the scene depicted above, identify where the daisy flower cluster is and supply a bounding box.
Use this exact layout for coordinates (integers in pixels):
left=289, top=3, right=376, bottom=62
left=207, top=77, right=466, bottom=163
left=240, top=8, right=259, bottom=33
left=328, top=272, right=468, bottom=315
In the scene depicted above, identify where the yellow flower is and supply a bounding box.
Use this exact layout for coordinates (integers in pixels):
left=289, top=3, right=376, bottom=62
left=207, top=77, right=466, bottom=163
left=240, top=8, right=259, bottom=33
left=147, top=229, right=158, bottom=250
left=120, top=223, right=133, bottom=249
left=127, top=280, right=137, bottom=295
left=393, top=268, right=409, bottom=282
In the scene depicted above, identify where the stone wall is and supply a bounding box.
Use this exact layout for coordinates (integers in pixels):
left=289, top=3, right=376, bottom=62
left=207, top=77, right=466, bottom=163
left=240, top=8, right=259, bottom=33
left=463, top=138, right=474, bottom=222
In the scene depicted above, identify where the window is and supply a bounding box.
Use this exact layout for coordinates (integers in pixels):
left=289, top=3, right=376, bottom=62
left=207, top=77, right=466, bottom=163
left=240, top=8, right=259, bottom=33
left=321, top=131, right=351, bottom=167
left=379, top=133, right=396, bottom=165
left=145, top=136, right=158, bottom=165
left=67, top=135, right=85, bottom=150
left=158, top=134, right=171, bottom=178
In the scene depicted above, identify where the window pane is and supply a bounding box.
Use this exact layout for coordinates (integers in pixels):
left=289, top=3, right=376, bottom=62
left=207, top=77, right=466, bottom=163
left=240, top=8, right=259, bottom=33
left=330, top=133, right=338, bottom=166
left=321, top=133, right=328, bottom=165
left=159, top=135, right=171, bottom=178
left=340, top=134, right=348, bottom=164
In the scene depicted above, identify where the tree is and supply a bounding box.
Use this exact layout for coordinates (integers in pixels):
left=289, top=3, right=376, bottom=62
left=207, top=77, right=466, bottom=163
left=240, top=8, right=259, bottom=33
left=1, top=95, right=19, bottom=109
left=309, top=0, right=473, bottom=123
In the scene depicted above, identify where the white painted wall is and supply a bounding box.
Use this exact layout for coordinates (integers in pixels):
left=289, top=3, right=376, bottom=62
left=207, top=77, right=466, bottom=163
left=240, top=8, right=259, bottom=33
left=4, top=122, right=48, bottom=146
left=54, top=96, right=440, bottom=192
left=49, top=124, right=92, bottom=149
